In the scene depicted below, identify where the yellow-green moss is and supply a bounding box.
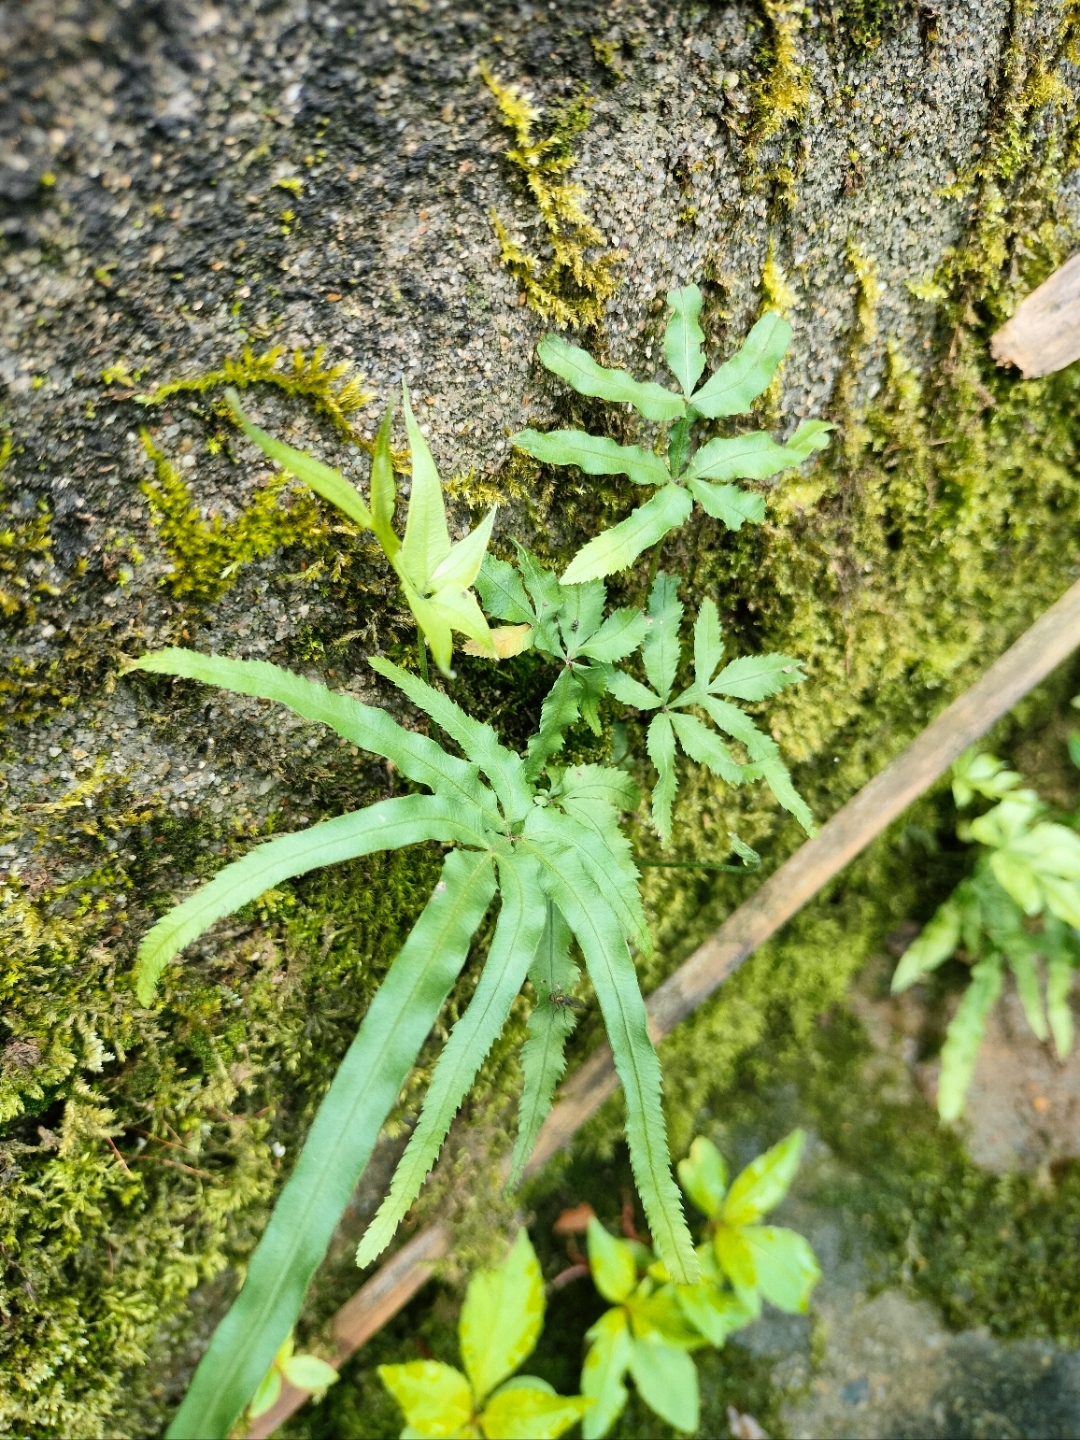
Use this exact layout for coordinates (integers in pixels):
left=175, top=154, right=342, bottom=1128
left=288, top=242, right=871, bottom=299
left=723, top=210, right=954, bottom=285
left=140, top=345, right=375, bottom=449
left=481, top=63, right=619, bottom=328
left=138, top=429, right=332, bottom=606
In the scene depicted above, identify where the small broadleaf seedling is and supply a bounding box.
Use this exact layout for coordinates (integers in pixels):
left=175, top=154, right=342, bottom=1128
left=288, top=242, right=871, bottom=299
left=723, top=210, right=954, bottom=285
left=379, top=1230, right=591, bottom=1439
left=892, top=744, right=1080, bottom=1119
left=512, top=285, right=832, bottom=583
left=579, top=1129, right=818, bottom=1438
left=247, top=1334, right=338, bottom=1421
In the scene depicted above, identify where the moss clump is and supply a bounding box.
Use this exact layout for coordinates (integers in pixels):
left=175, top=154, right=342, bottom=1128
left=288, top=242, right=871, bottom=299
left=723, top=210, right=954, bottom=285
left=140, top=345, right=375, bottom=450
left=138, top=429, right=332, bottom=607
left=751, top=0, right=812, bottom=148
left=481, top=63, right=619, bottom=328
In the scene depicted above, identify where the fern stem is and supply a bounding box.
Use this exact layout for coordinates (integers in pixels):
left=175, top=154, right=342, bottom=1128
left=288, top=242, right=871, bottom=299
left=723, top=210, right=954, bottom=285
left=645, top=537, right=664, bottom=594
left=416, top=627, right=430, bottom=683
left=636, top=859, right=758, bottom=872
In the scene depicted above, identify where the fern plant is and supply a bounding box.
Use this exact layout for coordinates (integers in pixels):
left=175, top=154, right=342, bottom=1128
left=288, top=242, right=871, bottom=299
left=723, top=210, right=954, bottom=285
left=891, top=745, right=1080, bottom=1120
left=227, top=384, right=497, bottom=676
left=129, top=285, right=827, bottom=1438
left=512, top=286, right=831, bottom=583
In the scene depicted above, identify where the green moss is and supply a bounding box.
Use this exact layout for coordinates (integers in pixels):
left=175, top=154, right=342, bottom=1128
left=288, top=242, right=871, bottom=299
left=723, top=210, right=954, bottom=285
left=140, top=345, right=376, bottom=451
left=481, top=63, right=619, bottom=328
left=138, top=429, right=332, bottom=606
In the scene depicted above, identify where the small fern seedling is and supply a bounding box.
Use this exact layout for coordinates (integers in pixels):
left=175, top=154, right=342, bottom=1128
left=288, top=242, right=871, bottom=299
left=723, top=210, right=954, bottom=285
left=227, top=384, right=497, bottom=674
left=512, top=284, right=831, bottom=583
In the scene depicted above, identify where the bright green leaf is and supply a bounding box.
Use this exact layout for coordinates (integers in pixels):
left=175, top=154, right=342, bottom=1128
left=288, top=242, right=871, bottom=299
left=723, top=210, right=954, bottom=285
left=536, top=334, right=686, bottom=423
left=692, top=601, right=724, bottom=688
left=686, top=431, right=811, bottom=483
left=281, top=1355, right=339, bottom=1391
left=135, top=792, right=490, bottom=1003
left=664, top=284, right=706, bottom=398
left=529, top=856, right=696, bottom=1284
left=892, top=901, right=962, bottom=993
left=556, top=579, right=606, bottom=649
left=938, top=955, right=1004, bottom=1121
left=370, top=404, right=398, bottom=556
left=647, top=713, right=678, bottom=848
left=168, top=849, right=496, bottom=1439
left=1045, top=920, right=1076, bottom=1059
left=606, top=669, right=662, bottom=710
left=690, top=311, right=791, bottom=417
left=480, top=1386, right=591, bottom=1440
left=581, top=1308, right=632, bottom=1440
left=1004, top=939, right=1047, bottom=1042
left=677, top=1136, right=727, bottom=1219
left=757, top=756, right=816, bottom=836
left=561, top=484, right=693, bottom=585
left=686, top=477, right=767, bottom=530
left=784, top=418, right=834, bottom=459
left=586, top=1218, right=639, bottom=1304
left=675, top=1282, right=753, bottom=1347
left=557, top=764, right=641, bottom=814
left=128, top=649, right=500, bottom=824
left=248, top=1367, right=282, bottom=1419
left=429, top=507, right=497, bottom=590
left=399, top=384, right=452, bottom=589
left=510, top=903, right=579, bottom=1184
left=721, top=1129, right=805, bottom=1226
left=577, top=607, right=648, bottom=664
left=990, top=849, right=1043, bottom=916
left=460, top=1229, right=546, bottom=1403
left=743, top=1227, right=820, bottom=1313
left=378, top=1361, right=473, bottom=1438
left=512, top=429, right=671, bottom=487
left=476, top=554, right=535, bottom=624
left=357, top=856, right=547, bottom=1267
left=225, top=388, right=373, bottom=531
left=628, top=1336, right=699, bottom=1433
left=714, top=1224, right=757, bottom=1292
left=370, top=656, right=532, bottom=823
left=642, top=573, right=683, bottom=701
left=709, top=653, right=804, bottom=701
left=670, top=712, right=750, bottom=786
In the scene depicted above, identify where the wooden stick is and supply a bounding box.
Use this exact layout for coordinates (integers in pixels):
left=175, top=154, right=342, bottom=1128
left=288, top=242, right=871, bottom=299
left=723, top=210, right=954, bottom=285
left=246, top=573, right=1080, bottom=1437
left=244, top=1223, right=450, bottom=1440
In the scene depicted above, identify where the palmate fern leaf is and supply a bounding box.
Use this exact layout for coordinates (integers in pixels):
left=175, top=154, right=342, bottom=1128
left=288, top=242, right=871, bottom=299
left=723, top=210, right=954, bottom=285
left=527, top=804, right=651, bottom=956
left=510, top=901, right=579, bottom=1184
left=167, top=848, right=497, bottom=1440
left=523, top=821, right=697, bottom=1285
left=356, top=851, right=548, bottom=1267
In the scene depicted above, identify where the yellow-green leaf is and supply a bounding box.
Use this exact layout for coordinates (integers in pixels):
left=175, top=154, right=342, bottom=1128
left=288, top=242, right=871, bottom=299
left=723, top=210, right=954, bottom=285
left=378, top=1361, right=473, bottom=1438
left=460, top=1230, right=545, bottom=1404
left=720, top=1130, right=805, bottom=1226
left=586, top=1217, right=638, bottom=1304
